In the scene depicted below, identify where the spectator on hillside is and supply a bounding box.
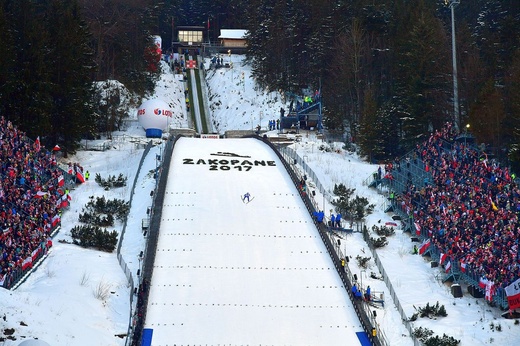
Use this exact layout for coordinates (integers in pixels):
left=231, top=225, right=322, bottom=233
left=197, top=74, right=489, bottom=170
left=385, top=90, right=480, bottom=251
left=0, top=116, right=71, bottom=288
left=390, top=122, right=520, bottom=295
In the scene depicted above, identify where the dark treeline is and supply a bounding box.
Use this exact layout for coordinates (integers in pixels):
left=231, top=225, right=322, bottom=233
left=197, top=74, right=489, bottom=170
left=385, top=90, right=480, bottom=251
left=240, top=0, right=520, bottom=168
left=0, top=0, right=160, bottom=154
left=1, top=0, right=519, bottom=166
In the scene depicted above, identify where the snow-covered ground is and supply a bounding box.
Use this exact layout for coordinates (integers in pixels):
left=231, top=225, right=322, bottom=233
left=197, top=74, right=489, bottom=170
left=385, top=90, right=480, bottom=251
left=1, top=56, right=519, bottom=345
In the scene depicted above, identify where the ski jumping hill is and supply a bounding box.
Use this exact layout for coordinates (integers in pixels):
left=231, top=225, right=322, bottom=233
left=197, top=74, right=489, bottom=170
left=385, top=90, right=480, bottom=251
left=143, top=137, right=365, bottom=345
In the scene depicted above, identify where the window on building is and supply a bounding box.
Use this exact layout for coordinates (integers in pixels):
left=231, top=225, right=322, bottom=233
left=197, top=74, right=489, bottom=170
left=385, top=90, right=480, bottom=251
left=178, top=30, right=203, bottom=43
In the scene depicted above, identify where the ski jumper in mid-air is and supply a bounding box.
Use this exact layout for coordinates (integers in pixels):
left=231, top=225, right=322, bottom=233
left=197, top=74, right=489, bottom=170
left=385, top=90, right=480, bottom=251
left=243, top=192, right=251, bottom=202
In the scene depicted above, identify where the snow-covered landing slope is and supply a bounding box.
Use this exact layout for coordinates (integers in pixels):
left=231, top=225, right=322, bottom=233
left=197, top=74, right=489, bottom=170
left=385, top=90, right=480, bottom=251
left=144, top=137, right=365, bottom=345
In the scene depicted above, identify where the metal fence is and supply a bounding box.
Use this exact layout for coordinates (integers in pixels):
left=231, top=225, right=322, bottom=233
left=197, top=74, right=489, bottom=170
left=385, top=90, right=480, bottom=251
left=363, top=229, right=421, bottom=346
left=128, top=135, right=175, bottom=346
left=117, top=139, right=155, bottom=345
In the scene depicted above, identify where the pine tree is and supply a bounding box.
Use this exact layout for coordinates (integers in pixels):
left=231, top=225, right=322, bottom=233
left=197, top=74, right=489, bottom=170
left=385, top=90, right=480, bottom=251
left=0, top=0, right=53, bottom=137
left=44, top=0, right=96, bottom=155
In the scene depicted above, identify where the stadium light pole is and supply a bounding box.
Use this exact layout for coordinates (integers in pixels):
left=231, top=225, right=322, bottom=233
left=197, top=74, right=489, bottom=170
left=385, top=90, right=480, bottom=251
left=447, top=0, right=460, bottom=132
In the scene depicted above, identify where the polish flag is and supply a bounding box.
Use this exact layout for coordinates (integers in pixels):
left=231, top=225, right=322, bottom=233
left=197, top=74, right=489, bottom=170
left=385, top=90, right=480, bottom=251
left=76, top=170, right=85, bottom=183
left=485, top=281, right=495, bottom=301
left=31, top=248, right=40, bottom=261
left=414, top=222, right=421, bottom=236
left=34, top=191, right=48, bottom=199
left=419, top=239, right=431, bottom=255
left=34, top=136, right=41, bottom=152
left=58, top=195, right=69, bottom=209
left=51, top=214, right=60, bottom=227
left=460, top=261, right=467, bottom=273
left=445, top=261, right=451, bottom=273
left=439, top=253, right=447, bottom=265
left=505, top=278, right=520, bottom=311
left=479, top=277, right=489, bottom=289
left=22, top=256, right=32, bottom=270
left=57, top=175, right=64, bottom=187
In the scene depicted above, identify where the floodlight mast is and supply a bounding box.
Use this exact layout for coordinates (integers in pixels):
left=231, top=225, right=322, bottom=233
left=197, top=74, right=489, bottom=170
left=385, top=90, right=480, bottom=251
left=447, top=0, right=460, bottom=132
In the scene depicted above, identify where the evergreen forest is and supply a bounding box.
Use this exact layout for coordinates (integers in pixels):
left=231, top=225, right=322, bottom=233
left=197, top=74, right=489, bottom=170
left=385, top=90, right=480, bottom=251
left=1, top=0, right=520, bottom=169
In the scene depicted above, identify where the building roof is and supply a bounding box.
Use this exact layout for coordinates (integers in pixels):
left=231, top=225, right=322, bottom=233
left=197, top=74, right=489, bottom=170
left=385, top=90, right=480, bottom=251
left=218, top=29, right=247, bottom=40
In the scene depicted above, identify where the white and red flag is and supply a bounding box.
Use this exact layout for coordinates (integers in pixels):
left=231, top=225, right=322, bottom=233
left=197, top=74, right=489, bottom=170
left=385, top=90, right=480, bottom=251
left=485, top=281, right=495, bottom=301
left=479, top=277, right=495, bottom=301
left=22, top=256, right=32, bottom=270
left=445, top=261, right=451, bottom=273
left=51, top=214, right=60, bottom=227
left=34, top=136, right=41, bottom=152
left=459, top=261, right=467, bottom=273
left=57, top=175, right=64, bottom=187
left=76, top=168, right=85, bottom=183
left=419, top=239, right=431, bottom=255
left=414, top=222, right=421, bottom=236
left=34, top=191, right=48, bottom=199
left=505, top=278, right=520, bottom=311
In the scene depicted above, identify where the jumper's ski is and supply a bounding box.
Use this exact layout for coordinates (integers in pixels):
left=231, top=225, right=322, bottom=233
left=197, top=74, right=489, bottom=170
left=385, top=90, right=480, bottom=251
left=241, top=195, right=254, bottom=204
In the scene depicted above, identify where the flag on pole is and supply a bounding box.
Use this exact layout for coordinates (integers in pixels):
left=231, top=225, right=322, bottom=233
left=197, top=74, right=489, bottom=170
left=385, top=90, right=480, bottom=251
left=51, top=214, right=60, bottom=227
left=485, top=281, right=495, bottom=301
left=445, top=261, right=451, bottom=273
left=505, top=278, right=520, bottom=311
left=440, top=253, right=447, bottom=265
left=34, top=191, right=48, bottom=198
left=460, top=261, right=467, bottom=273
left=479, top=277, right=489, bottom=289
left=34, top=136, right=41, bottom=152
left=31, top=248, right=40, bottom=262
left=414, top=222, right=421, bottom=236
left=58, top=194, right=69, bottom=209
left=76, top=168, right=85, bottom=183
left=22, top=256, right=32, bottom=270
left=419, top=238, right=431, bottom=255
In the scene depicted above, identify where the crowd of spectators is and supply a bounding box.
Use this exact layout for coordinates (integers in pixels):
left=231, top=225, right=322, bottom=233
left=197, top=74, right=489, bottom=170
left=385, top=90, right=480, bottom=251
left=0, top=116, right=69, bottom=288
left=390, top=123, right=520, bottom=297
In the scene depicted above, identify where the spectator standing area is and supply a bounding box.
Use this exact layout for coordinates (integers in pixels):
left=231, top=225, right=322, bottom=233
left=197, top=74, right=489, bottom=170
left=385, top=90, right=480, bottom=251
left=0, top=116, right=76, bottom=289
left=143, top=137, right=365, bottom=345
left=377, top=123, right=520, bottom=308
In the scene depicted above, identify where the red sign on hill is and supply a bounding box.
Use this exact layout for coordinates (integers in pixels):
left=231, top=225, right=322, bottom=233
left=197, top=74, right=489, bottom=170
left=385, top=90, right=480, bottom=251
left=187, top=60, right=196, bottom=69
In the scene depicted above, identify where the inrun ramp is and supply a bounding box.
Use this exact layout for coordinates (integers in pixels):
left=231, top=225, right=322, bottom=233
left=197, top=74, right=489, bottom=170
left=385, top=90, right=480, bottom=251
left=144, top=137, right=364, bottom=345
